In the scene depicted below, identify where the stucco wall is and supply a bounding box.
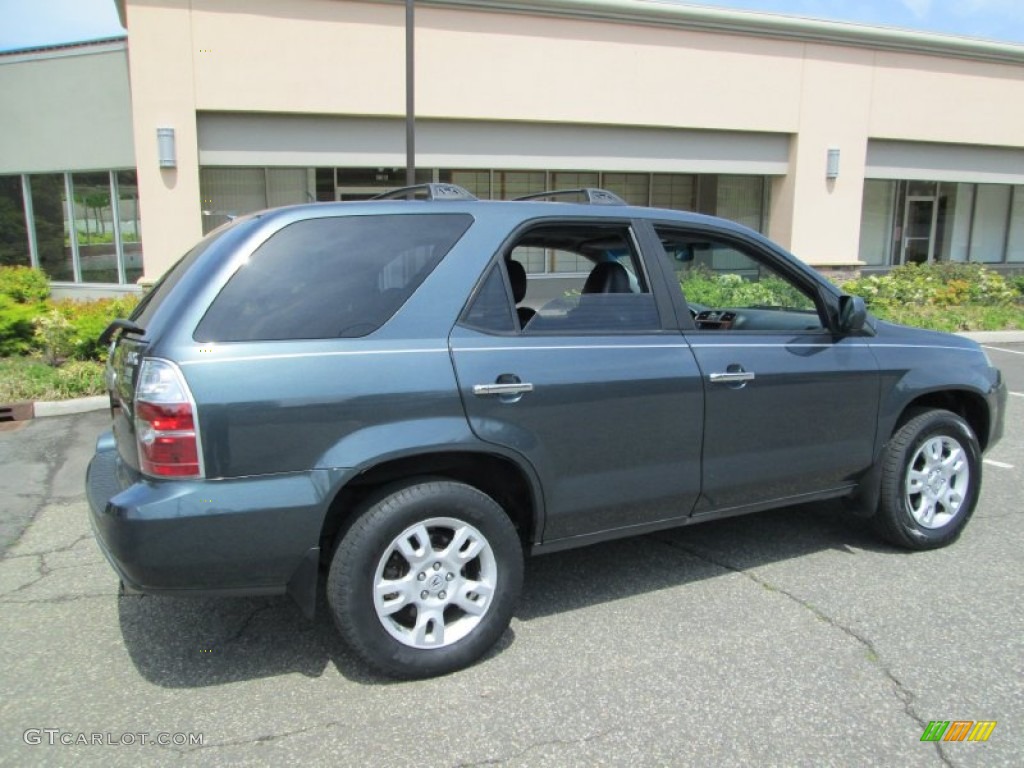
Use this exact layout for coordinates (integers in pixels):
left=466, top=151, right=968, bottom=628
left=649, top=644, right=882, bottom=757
left=0, top=44, right=135, bottom=174
left=123, top=0, right=1024, bottom=275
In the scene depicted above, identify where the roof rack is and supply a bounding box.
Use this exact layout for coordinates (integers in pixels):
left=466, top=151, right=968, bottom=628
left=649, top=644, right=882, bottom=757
left=514, top=188, right=627, bottom=206
left=371, top=183, right=477, bottom=201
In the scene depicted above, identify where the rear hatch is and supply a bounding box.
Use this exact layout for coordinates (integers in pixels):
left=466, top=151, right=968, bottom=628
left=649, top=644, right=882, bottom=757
left=102, top=227, right=229, bottom=473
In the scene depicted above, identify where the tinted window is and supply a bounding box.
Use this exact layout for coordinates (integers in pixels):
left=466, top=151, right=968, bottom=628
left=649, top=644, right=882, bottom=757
left=461, top=264, right=516, bottom=333
left=195, top=213, right=472, bottom=342
left=657, top=227, right=824, bottom=332
left=507, top=223, right=660, bottom=334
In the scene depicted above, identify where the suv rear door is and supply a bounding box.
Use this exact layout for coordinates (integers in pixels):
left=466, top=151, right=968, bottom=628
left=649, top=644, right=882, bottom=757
left=450, top=219, right=704, bottom=545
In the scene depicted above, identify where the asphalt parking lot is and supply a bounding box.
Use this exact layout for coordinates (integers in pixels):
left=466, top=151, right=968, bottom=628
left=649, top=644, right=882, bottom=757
left=0, top=343, right=1021, bottom=767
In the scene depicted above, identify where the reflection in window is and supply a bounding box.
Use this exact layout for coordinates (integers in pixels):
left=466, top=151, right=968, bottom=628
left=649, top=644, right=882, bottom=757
left=858, top=180, right=896, bottom=266
left=716, top=176, right=765, bottom=231
left=601, top=173, right=649, bottom=206
left=651, top=174, right=696, bottom=211
left=72, top=171, right=117, bottom=283
left=0, top=176, right=30, bottom=267
left=29, top=174, right=73, bottom=282
left=969, top=184, right=1011, bottom=264
left=117, top=170, right=143, bottom=283
left=1007, top=187, right=1024, bottom=263
left=493, top=171, right=546, bottom=200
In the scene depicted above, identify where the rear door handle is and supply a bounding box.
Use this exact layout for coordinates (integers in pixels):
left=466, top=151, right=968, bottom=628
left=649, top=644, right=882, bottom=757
left=709, top=372, right=756, bottom=384
left=473, top=382, right=534, bottom=396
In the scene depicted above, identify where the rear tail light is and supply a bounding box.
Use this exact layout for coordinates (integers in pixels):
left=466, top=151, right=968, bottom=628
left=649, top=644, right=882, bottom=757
left=135, top=359, right=203, bottom=478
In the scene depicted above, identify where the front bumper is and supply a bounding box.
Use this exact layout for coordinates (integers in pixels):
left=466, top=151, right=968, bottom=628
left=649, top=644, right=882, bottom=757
left=86, top=432, right=332, bottom=614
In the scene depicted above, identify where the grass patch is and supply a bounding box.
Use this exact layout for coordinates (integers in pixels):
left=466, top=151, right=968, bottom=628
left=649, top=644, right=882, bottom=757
left=0, top=357, right=106, bottom=402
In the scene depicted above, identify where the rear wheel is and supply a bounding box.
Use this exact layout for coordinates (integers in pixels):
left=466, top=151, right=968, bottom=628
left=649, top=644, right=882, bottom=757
left=874, top=409, right=981, bottom=550
left=327, top=480, right=523, bottom=678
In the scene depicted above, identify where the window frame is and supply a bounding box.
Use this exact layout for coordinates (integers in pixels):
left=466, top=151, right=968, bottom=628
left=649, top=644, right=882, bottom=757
left=457, top=216, right=679, bottom=337
left=643, top=220, right=839, bottom=335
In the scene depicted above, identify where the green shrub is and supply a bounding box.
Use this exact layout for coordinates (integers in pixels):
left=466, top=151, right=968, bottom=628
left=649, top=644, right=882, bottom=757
left=0, top=295, right=44, bottom=356
left=0, top=266, right=50, bottom=303
left=46, top=295, right=140, bottom=361
left=843, top=263, right=1019, bottom=308
left=680, top=266, right=810, bottom=309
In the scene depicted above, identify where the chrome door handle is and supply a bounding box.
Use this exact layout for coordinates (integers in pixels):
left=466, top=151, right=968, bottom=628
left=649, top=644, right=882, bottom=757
left=709, top=371, right=756, bottom=384
left=473, top=382, right=534, bottom=396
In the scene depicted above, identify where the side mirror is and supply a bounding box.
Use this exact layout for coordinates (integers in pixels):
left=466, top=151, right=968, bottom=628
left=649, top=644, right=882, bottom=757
left=838, top=294, right=867, bottom=334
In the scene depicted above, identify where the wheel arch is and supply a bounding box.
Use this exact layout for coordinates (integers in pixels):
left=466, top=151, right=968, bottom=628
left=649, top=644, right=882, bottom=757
left=847, top=387, right=990, bottom=519
left=895, top=389, right=991, bottom=451
left=318, top=449, right=543, bottom=562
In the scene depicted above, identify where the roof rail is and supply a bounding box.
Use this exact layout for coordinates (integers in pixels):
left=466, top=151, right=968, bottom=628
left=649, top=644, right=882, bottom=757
left=514, top=188, right=627, bottom=206
left=371, top=183, right=477, bottom=201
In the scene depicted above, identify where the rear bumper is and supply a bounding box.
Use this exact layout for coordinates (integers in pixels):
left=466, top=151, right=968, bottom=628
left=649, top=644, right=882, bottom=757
left=86, top=433, right=333, bottom=612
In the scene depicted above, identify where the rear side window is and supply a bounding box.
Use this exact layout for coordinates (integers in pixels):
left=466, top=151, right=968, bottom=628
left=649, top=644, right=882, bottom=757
left=195, top=213, right=472, bottom=342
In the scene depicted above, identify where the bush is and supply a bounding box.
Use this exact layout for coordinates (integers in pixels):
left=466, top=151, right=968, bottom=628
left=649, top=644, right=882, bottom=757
left=843, top=263, right=1019, bottom=308
left=680, top=266, right=810, bottom=309
left=45, top=295, right=140, bottom=361
left=0, top=295, right=44, bottom=356
left=0, top=265, right=50, bottom=303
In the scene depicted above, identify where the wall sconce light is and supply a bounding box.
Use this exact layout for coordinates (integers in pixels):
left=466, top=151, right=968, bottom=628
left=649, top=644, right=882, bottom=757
left=826, top=147, right=840, bottom=180
left=157, top=127, right=177, bottom=168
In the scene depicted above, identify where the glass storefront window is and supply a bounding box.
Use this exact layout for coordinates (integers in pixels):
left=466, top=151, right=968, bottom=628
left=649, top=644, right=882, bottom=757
left=29, top=173, right=73, bottom=282
left=441, top=170, right=491, bottom=199
left=651, top=174, right=696, bottom=211
left=117, top=170, right=143, bottom=283
left=552, top=171, right=599, bottom=190
left=969, top=184, right=1011, bottom=264
left=72, top=171, right=118, bottom=283
left=0, top=176, right=30, bottom=267
left=939, top=183, right=971, bottom=263
left=716, top=175, right=765, bottom=231
left=858, top=180, right=895, bottom=266
left=601, top=173, right=649, bottom=206
left=1006, top=186, right=1024, bottom=263
left=493, top=171, right=546, bottom=200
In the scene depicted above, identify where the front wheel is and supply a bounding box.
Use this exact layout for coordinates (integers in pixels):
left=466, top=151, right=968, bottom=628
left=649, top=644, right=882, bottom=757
left=327, top=480, right=523, bottom=678
left=874, top=409, right=981, bottom=550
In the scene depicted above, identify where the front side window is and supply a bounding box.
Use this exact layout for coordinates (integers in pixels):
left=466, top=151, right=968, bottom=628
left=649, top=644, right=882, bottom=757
left=195, top=213, right=472, bottom=342
left=657, top=227, right=824, bottom=332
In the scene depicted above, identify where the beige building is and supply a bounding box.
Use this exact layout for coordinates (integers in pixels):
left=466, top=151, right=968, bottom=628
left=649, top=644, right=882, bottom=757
left=3, top=0, right=1024, bottom=292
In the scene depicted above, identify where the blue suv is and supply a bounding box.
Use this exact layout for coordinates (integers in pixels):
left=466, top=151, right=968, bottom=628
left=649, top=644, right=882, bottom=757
left=87, top=185, right=1006, bottom=678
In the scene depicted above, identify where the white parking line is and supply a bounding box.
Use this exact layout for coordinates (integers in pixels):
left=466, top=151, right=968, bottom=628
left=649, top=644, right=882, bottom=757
left=1010, top=392, right=1024, bottom=398
left=984, top=459, right=1015, bottom=470
left=984, top=345, right=1024, bottom=356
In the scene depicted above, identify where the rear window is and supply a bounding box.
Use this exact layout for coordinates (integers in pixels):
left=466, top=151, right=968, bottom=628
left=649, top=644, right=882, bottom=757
left=194, top=213, right=472, bottom=342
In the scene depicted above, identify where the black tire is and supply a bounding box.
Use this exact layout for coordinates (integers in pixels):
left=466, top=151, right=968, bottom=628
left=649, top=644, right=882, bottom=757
left=327, top=479, right=523, bottom=679
left=874, top=409, right=981, bottom=550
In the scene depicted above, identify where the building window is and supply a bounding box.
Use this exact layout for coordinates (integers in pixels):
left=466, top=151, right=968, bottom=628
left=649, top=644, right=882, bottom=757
left=29, top=173, right=73, bottom=282
left=860, top=178, right=1023, bottom=267
left=0, top=171, right=143, bottom=285
left=969, top=184, right=1012, bottom=264
left=72, top=171, right=118, bottom=283
left=117, top=171, right=143, bottom=284
left=0, top=176, right=30, bottom=267
left=858, top=180, right=896, bottom=266
left=1007, top=186, right=1024, bottom=263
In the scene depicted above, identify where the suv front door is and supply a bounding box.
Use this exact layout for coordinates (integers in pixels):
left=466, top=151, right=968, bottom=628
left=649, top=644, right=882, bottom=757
left=653, top=225, right=881, bottom=515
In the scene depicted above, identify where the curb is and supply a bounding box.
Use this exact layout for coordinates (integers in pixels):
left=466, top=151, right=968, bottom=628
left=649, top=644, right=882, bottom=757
left=957, top=330, right=1024, bottom=344
left=15, top=331, right=1024, bottom=421
left=33, top=396, right=109, bottom=418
